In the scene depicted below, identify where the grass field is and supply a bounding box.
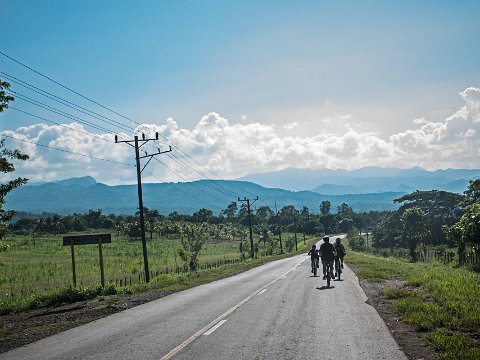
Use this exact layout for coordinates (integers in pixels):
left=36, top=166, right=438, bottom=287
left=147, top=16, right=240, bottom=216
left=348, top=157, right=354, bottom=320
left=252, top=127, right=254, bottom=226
left=0, top=230, right=312, bottom=314
left=346, top=251, right=480, bottom=359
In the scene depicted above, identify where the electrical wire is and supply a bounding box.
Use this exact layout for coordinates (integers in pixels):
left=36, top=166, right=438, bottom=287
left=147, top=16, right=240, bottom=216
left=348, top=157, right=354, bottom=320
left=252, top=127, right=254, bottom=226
left=1, top=51, right=257, bottom=199
left=1, top=133, right=134, bottom=166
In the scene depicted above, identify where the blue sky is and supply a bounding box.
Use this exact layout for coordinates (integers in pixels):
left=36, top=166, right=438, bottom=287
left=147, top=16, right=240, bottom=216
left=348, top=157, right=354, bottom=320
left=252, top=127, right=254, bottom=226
left=1, top=0, right=480, bottom=184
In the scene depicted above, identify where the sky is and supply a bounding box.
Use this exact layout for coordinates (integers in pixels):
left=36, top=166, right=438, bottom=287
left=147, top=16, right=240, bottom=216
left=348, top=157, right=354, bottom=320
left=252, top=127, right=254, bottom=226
left=1, top=0, right=480, bottom=185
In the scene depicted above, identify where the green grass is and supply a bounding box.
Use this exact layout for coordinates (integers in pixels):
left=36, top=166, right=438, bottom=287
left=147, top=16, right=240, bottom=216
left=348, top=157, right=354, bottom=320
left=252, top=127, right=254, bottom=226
left=423, top=329, right=480, bottom=360
left=0, top=230, right=312, bottom=314
left=346, top=251, right=480, bottom=358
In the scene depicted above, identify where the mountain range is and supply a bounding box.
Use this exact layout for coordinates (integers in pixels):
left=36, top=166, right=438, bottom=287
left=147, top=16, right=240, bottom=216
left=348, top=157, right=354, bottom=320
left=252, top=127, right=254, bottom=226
left=5, top=167, right=478, bottom=216
left=238, top=167, right=480, bottom=194
left=6, top=176, right=402, bottom=216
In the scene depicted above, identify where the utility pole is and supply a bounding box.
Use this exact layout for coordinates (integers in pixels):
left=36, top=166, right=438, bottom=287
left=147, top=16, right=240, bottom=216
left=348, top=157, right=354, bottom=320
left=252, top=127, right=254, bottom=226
left=238, top=196, right=258, bottom=258
left=116, top=133, right=171, bottom=282
left=275, top=202, right=283, bottom=254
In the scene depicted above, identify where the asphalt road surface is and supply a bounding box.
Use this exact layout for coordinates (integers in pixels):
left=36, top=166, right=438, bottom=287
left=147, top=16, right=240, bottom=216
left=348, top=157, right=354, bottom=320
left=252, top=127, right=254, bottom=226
left=1, top=254, right=407, bottom=360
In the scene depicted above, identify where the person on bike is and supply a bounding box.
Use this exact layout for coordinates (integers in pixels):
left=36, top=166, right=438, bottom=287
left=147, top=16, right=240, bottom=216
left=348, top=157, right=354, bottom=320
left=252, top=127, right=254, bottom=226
left=308, top=244, right=320, bottom=274
left=319, top=236, right=335, bottom=280
left=334, top=237, right=346, bottom=271
left=333, top=238, right=346, bottom=276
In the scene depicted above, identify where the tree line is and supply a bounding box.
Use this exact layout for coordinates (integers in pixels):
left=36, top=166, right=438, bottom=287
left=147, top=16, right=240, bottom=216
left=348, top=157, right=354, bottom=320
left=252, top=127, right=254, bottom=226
left=5, top=179, right=480, bottom=265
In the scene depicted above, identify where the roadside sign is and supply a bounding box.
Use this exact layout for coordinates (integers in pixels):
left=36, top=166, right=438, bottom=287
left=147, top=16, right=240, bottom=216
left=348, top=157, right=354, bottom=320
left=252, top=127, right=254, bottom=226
left=62, top=234, right=112, bottom=287
left=63, top=234, right=111, bottom=246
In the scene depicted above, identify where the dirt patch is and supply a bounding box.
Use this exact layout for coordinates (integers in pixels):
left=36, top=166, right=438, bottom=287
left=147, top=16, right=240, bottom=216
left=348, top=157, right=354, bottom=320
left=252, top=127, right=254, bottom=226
left=1, top=278, right=440, bottom=359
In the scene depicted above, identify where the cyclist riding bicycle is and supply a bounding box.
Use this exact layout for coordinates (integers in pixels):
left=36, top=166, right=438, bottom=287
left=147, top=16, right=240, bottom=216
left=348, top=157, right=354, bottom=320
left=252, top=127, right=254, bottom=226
left=334, top=237, right=346, bottom=269
left=319, top=236, right=335, bottom=280
left=308, top=244, right=320, bottom=275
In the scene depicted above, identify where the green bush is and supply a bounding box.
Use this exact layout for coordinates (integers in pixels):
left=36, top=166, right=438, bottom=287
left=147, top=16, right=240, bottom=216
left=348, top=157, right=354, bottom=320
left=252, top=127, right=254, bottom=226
left=0, top=241, right=10, bottom=252
left=285, top=236, right=296, bottom=252
left=348, top=236, right=366, bottom=251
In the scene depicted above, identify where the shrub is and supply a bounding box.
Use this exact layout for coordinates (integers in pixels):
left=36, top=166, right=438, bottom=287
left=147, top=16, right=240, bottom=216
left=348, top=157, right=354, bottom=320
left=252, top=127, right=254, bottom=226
left=0, top=241, right=10, bottom=252
left=349, top=236, right=366, bottom=251
left=285, top=236, right=296, bottom=252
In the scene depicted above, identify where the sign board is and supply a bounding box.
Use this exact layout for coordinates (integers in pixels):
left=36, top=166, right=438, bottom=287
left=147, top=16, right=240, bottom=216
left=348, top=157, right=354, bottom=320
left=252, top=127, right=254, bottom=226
left=63, top=234, right=111, bottom=246
left=62, top=233, right=112, bottom=287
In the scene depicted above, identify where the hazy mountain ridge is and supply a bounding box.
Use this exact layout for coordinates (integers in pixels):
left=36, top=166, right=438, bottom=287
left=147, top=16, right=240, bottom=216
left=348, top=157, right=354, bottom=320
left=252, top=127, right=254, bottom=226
left=7, top=167, right=478, bottom=215
left=238, top=167, right=480, bottom=193
left=5, top=177, right=404, bottom=215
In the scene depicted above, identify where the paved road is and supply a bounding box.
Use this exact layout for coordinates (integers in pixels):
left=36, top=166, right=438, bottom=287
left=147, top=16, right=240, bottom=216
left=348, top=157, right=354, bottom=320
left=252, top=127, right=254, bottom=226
left=0, top=254, right=407, bottom=360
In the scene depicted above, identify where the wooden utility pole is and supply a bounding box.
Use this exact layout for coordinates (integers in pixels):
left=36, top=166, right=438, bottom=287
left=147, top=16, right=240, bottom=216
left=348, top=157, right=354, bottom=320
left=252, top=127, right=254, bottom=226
left=238, top=196, right=258, bottom=258
left=116, top=133, right=171, bottom=282
left=275, top=202, right=283, bottom=254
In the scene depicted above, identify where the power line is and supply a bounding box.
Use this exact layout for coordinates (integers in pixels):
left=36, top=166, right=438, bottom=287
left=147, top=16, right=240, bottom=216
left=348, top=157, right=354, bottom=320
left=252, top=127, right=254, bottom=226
left=3, top=71, right=237, bottom=192
left=151, top=157, right=232, bottom=205
left=0, top=51, right=138, bottom=128
left=0, top=71, right=135, bottom=133
left=143, top=169, right=224, bottom=212
left=10, top=93, right=118, bottom=135
left=1, top=133, right=134, bottom=166
left=1, top=51, right=256, bottom=197
left=9, top=107, right=120, bottom=145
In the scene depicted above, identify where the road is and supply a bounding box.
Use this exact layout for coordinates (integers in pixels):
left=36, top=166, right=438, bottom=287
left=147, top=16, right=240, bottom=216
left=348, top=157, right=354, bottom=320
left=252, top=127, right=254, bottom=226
left=0, top=254, right=407, bottom=360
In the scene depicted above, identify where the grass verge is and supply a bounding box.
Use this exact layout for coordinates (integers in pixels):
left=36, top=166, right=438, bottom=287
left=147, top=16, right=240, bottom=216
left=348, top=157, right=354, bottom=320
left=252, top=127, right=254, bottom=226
left=347, top=251, right=480, bottom=359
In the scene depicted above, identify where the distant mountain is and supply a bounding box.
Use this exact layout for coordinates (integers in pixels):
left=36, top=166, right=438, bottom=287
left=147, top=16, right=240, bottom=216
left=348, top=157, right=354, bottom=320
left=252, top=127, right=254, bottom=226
left=4, top=177, right=404, bottom=215
left=238, top=167, right=480, bottom=193
left=52, top=176, right=97, bottom=187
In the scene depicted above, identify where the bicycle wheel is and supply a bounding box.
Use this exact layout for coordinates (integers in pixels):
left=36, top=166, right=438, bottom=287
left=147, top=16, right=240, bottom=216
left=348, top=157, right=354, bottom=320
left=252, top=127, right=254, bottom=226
left=313, top=261, right=317, bottom=276
left=327, top=272, right=331, bottom=287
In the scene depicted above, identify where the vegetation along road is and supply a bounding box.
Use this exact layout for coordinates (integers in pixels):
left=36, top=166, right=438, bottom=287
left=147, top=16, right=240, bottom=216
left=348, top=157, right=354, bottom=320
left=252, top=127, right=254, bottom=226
left=0, top=253, right=406, bottom=360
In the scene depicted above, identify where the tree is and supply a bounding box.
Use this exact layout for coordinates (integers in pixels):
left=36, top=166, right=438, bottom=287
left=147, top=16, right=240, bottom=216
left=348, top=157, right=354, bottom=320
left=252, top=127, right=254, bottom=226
left=0, top=80, right=29, bottom=241
left=0, top=79, right=14, bottom=112
left=337, top=203, right=354, bottom=233
left=445, top=203, right=480, bottom=265
left=464, top=179, right=480, bottom=206
left=320, top=201, right=331, bottom=216
left=143, top=208, right=161, bottom=240
left=319, top=200, right=336, bottom=234
left=84, top=209, right=104, bottom=229
left=192, top=208, right=214, bottom=223
left=178, top=226, right=206, bottom=271
left=401, top=207, right=427, bottom=262
left=255, top=206, right=274, bottom=225
left=372, top=211, right=402, bottom=248
left=221, top=202, right=238, bottom=221
left=394, top=190, right=464, bottom=246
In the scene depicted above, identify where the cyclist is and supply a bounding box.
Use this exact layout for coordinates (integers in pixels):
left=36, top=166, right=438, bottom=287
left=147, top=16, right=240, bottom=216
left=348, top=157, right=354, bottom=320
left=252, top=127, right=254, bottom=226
left=334, top=237, right=346, bottom=277
left=308, top=244, right=320, bottom=275
left=319, top=236, right=335, bottom=280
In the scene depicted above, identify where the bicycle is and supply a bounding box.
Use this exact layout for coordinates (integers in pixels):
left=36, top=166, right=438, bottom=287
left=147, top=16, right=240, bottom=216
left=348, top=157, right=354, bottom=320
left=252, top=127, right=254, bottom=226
left=311, top=257, right=319, bottom=276
left=323, top=261, right=334, bottom=287
left=334, top=256, right=342, bottom=281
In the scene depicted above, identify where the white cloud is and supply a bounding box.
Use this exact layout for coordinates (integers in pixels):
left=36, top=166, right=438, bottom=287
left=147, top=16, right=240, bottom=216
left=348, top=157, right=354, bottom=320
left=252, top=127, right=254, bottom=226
left=2, top=87, right=480, bottom=184
left=283, top=122, right=299, bottom=130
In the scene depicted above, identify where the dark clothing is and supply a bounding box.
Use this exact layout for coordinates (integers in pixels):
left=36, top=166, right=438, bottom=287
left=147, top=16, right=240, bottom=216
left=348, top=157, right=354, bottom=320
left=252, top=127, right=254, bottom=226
left=319, top=242, right=335, bottom=262
left=334, top=243, right=346, bottom=257
left=308, top=249, right=319, bottom=259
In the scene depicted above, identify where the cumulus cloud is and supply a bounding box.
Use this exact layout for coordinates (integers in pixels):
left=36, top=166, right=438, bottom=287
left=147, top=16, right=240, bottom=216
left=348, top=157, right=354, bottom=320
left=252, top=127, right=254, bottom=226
left=2, top=87, right=480, bottom=184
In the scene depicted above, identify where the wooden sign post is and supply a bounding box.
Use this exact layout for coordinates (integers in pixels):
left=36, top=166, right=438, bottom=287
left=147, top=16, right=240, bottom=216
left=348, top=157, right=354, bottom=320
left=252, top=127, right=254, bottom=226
left=63, top=234, right=112, bottom=287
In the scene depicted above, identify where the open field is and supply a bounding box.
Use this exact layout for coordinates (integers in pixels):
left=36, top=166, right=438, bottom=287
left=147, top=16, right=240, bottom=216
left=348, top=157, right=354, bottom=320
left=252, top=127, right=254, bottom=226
left=0, top=230, right=312, bottom=309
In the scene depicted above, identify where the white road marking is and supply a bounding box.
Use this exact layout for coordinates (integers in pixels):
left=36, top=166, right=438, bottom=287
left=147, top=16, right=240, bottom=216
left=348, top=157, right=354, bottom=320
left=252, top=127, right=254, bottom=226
left=159, top=257, right=306, bottom=360
left=257, top=289, right=268, bottom=296
left=203, top=320, right=227, bottom=336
